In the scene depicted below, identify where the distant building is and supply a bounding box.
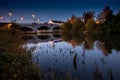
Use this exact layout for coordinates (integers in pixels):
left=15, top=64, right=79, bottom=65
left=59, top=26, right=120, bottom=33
left=48, top=20, right=64, bottom=26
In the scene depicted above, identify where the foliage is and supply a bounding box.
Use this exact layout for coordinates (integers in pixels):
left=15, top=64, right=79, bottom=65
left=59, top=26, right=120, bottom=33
left=103, top=6, right=113, bottom=23
left=61, top=21, right=72, bottom=33
left=97, top=6, right=113, bottom=24
left=72, top=17, right=85, bottom=33
left=82, top=11, right=95, bottom=24
left=62, top=15, right=85, bottom=33
left=69, top=15, right=77, bottom=24
left=107, top=11, right=120, bottom=32
left=97, top=33, right=120, bottom=53
left=85, top=18, right=96, bottom=32
left=62, top=32, right=120, bottom=54
left=0, top=31, right=42, bottom=80
left=62, top=6, right=120, bottom=33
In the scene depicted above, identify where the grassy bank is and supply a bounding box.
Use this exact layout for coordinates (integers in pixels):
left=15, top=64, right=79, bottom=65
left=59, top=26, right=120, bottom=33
left=0, top=30, right=42, bottom=80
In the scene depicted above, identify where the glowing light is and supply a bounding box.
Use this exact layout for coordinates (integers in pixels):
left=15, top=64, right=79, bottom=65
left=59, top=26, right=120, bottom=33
left=21, top=17, right=24, bottom=21
left=104, top=19, right=106, bottom=21
left=32, top=14, right=35, bottom=18
left=9, top=12, right=12, bottom=16
left=37, top=19, right=40, bottom=22
left=9, top=12, right=13, bottom=22
left=7, top=23, right=12, bottom=29
left=0, top=16, right=3, bottom=20
left=48, top=20, right=54, bottom=24
left=96, top=21, right=100, bottom=24
left=32, top=14, right=35, bottom=22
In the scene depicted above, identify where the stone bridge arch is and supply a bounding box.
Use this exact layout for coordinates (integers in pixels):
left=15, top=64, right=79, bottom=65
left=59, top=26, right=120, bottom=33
left=21, top=27, right=33, bottom=31
left=37, top=26, right=50, bottom=30
left=37, top=26, right=51, bottom=32
left=20, top=27, right=34, bottom=33
left=20, top=23, right=62, bottom=33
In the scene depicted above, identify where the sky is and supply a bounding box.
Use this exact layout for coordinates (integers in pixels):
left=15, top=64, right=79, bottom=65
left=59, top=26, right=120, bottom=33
left=0, top=0, right=120, bottom=22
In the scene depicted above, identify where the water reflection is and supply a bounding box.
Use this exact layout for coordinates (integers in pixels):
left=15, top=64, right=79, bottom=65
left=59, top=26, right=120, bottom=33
left=73, top=53, right=77, bottom=70
left=37, top=34, right=50, bottom=40
left=22, top=33, right=62, bottom=43
left=23, top=33, right=120, bottom=80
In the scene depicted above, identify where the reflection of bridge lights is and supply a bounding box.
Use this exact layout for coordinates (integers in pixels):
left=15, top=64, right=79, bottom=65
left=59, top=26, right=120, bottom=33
left=34, top=49, right=37, bottom=53
left=49, top=41, right=53, bottom=44
left=49, top=41, right=55, bottom=47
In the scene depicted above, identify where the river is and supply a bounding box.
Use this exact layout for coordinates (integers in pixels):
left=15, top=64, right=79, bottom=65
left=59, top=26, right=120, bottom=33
left=23, top=33, right=120, bottom=80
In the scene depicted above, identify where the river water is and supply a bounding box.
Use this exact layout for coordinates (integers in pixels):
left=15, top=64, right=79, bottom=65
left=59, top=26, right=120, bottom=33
left=23, top=33, right=120, bottom=80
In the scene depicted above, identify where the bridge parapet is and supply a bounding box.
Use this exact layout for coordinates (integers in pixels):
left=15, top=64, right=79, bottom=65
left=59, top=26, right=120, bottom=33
left=20, top=23, right=62, bottom=32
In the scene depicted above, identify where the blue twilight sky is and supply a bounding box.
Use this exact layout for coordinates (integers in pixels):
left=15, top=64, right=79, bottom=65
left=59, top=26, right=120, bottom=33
left=0, top=0, right=120, bottom=22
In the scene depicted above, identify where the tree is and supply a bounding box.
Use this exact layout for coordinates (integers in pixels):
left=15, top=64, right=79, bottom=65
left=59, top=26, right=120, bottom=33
left=107, top=11, right=120, bottom=32
left=61, top=21, right=72, bottom=33
left=82, top=11, right=95, bottom=24
left=85, top=18, right=96, bottom=32
left=69, top=15, right=77, bottom=24
left=72, top=17, right=85, bottom=33
left=97, top=6, right=113, bottom=24
left=103, top=6, right=113, bottom=22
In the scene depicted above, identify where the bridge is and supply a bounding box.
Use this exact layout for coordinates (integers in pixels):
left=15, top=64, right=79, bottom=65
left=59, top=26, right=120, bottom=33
left=0, top=21, right=63, bottom=33
left=20, top=23, right=62, bottom=33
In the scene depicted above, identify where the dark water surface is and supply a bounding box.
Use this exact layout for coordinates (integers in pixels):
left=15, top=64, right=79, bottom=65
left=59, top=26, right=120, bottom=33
left=23, top=33, right=120, bottom=80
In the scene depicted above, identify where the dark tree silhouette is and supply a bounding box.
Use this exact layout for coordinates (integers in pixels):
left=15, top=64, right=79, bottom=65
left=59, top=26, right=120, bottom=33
left=97, top=6, right=113, bottom=24
left=82, top=11, right=95, bottom=24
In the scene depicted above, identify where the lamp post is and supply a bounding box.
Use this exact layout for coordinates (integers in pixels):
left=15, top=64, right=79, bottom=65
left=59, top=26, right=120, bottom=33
left=32, top=14, right=35, bottom=23
left=0, top=16, right=3, bottom=22
left=0, top=16, right=3, bottom=20
left=9, top=12, right=12, bottom=23
left=21, top=17, right=24, bottom=21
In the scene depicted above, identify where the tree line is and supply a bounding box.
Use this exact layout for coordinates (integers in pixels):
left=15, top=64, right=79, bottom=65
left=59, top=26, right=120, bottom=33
left=61, top=6, right=120, bottom=33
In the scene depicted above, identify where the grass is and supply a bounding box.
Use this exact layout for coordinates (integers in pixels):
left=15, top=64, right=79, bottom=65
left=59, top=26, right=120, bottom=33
left=0, top=30, right=42, bottom=80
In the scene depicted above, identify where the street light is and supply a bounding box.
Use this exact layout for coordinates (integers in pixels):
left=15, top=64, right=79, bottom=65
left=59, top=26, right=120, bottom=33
left=21, top=17, right=24, bottom=21
left=9, top=12, right=12, bottom=22
left=32, top=14, right=35, bottom=23
left=0, top=16, right=3, bottom=21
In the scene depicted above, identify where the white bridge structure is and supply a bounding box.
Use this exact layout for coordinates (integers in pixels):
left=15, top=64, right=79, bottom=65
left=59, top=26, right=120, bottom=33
left=20, top=23, right=62, bottom=33
left=0, top=20, right=64, bottom=33
left=20, top=19, right=64, bottom=33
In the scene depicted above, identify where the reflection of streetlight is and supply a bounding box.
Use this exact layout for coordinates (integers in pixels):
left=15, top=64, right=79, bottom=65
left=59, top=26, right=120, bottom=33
left=9, top=12, right=12, bottom=22
left=32, top=14, right=35, bottom=23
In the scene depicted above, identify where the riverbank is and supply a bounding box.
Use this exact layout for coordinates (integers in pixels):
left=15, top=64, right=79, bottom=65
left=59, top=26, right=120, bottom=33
left=0, top=30, right=42, bottom=80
